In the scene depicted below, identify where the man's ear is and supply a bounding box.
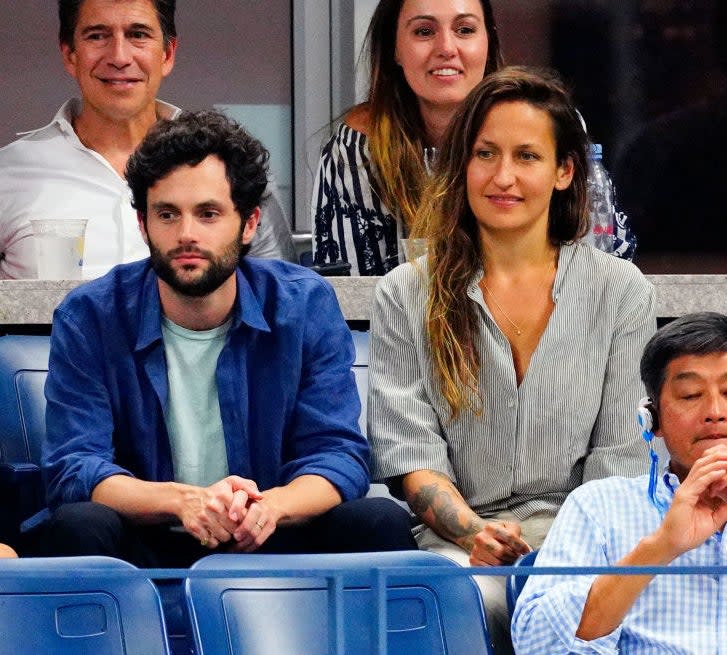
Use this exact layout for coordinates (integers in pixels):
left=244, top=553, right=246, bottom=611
left=161, top=37, right=178, bottom=78
left=60, top=41, right=78, bottom=80
left=649, top=402, right=663, bottom=440
left=242, top=207, right=261, bottom=245
left=137, top=211, right=149, bottom=245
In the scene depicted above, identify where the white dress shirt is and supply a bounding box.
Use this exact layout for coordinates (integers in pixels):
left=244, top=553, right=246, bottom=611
left=0, top=98, right=159, bottom=279
left=0, top=99, right=295, bottom=279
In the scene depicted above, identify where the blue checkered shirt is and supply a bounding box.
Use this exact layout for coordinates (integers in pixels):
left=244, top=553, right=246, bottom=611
left=512, top=471, right=727, bottom=654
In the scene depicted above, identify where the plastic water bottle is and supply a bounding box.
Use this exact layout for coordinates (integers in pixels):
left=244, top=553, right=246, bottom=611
left=585, top=143, right=615, bottom=252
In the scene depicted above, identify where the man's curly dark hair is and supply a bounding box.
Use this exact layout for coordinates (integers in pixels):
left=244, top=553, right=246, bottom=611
left=126, top=110, right=269, bottom=226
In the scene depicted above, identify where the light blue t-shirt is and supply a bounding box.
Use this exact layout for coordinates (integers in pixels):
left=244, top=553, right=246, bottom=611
left=161, top=316, right=231, bottom=487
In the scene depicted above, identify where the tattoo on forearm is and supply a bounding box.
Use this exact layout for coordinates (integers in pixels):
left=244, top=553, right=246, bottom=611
left=408, top=470, right=482, bottom=548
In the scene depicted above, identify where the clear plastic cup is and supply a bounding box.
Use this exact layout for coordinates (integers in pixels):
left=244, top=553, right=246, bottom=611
left=400, top=238, right=429, bottom=263
left=30, top=219, right=88, bottom=280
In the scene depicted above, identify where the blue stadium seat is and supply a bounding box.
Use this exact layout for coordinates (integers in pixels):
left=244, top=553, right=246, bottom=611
left=0, top=555, right=170, bottom=654
left=506, top=550, right=538, bottom=617
left=349, top=330, right=406, bottom=506
left=0, top=335, right=50, bottom=545
left=350, top=329, right=369, bottom=436
left=185, top=551, right=494, bottom=655
left=0, top=335, right=192, bottom=653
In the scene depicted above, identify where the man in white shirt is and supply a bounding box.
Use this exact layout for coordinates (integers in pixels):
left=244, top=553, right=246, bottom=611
left=0, top=0, right=295, bottom=280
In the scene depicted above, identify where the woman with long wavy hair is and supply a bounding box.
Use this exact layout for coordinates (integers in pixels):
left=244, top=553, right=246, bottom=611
left=311, top=0, right=502, bottom=275
left=368, top=67, right=655, bottom=654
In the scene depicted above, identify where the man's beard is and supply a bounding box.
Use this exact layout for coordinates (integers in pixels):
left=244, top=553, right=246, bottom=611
left=148, top=229, right=243, bottom=298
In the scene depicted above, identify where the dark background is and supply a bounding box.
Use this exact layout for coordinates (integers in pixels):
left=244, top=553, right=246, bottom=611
left=495, top=0, right=727, bottom=271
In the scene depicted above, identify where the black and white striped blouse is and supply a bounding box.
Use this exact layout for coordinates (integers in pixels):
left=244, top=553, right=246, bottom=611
left=311, top=123, right=400, bottom=276
left=368, top=242, right=656, bottom=519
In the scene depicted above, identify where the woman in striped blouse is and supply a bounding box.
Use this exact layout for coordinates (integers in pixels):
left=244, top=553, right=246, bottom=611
left=368, top=67, right=655, bottom=654
left=311, top=0, right=503, bottom=275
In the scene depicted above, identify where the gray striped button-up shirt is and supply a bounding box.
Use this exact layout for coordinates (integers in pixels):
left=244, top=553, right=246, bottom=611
left=368, top=242, right=656, bottom=519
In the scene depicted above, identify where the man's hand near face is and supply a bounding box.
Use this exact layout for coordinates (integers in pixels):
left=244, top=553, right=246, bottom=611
left=576, top=444, right=727, bottom=641
left=655, top=444, right=727, bottom=559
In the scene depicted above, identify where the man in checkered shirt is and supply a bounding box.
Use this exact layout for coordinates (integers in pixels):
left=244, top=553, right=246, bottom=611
left=513, top=312, right=727, bottom=654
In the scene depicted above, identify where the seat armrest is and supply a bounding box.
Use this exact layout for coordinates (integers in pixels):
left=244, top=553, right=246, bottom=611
left=0, top=463, right=44, bottom=546
left=0, top=462, right=41, bottom=485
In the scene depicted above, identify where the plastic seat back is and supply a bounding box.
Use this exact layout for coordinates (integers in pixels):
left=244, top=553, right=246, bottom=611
left=506, top=550, right=538, bottom=616
left=350, top=329, right=369, bottom=436
left=0, top=556, right=169, bottom=655
left=0, top=335, right=50, bottom=544
left=186, top=551, right=493, bottom=655
left=0, top=335, right=50, bottom=465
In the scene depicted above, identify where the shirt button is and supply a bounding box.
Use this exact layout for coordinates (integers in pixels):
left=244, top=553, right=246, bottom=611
left=507, top=400, right=515, bottom=408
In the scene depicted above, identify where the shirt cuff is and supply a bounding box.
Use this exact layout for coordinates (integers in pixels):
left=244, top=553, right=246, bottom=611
left=524, top=579, right=622, bottom=654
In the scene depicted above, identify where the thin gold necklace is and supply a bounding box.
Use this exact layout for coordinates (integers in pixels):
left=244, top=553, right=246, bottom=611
left=482, top=283, right=523, bottom=336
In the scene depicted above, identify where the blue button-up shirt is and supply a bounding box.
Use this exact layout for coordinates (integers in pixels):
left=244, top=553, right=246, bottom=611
left=42, top=258, right=370, bottom=509
left=513, top=471, right=727, bottom=654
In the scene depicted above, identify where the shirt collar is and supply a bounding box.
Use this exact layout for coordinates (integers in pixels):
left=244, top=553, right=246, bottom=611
left=464, top=242, right=578, bottom=305
left=135, top=265, right=165, bottom=352
left=552, top=242, right=577, bottom=299
left=16, top=98, right=181, bottom=140
left=232, top=265, right=271, bottom=333
left=134, top=263, right=270, bottom=352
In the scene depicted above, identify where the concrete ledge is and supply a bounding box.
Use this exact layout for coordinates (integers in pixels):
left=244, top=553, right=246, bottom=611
left=646, top=274, right=727, bottom=317
left=0, top=274, right=725, bottom=325
left=0, top=280, right=79, bottom=324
